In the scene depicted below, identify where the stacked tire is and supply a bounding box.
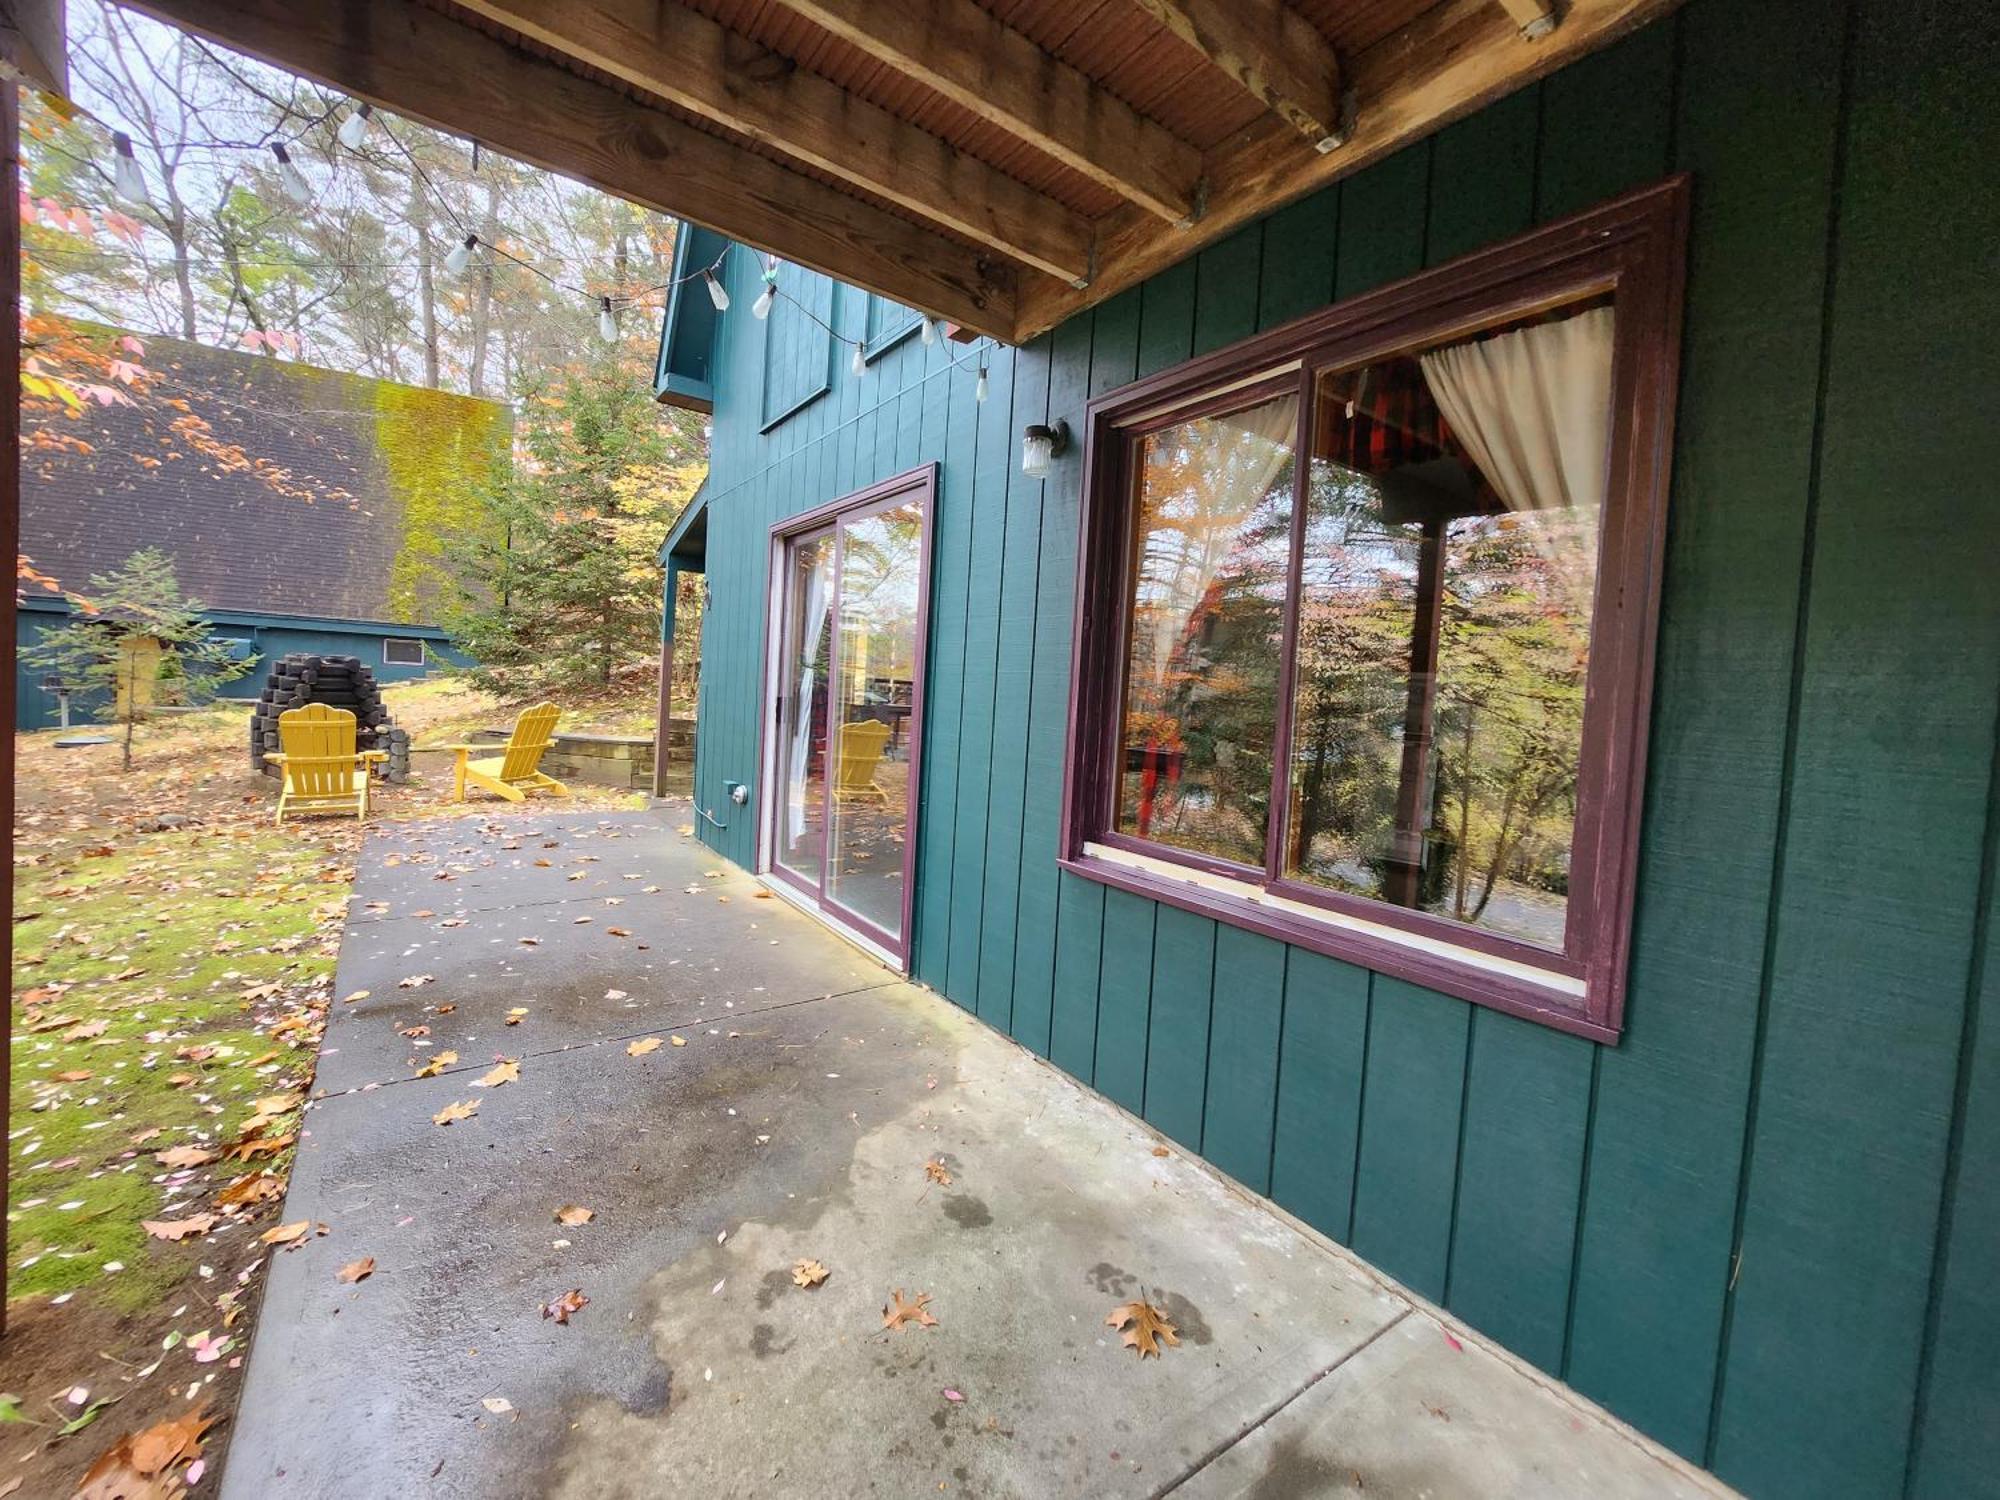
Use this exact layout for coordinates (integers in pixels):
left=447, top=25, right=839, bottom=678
left=251, top=653, right=410, bottom=783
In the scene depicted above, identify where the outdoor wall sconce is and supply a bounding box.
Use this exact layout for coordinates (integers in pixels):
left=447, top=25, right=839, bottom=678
left=1021, top=420, right=1070, bottom=479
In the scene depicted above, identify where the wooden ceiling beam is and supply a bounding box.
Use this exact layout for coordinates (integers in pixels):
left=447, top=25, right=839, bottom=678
left=451, top=0, right=1096, bottom=288
left=121, top=0, right=1020, bottom=340
left=1013, top=0, right=1684, bottom=338
left=767, top=0, right=1203, bottom=227
left=1130, top=0, right=1345, bottom=151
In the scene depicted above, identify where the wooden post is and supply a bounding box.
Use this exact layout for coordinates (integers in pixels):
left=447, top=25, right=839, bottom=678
left=652, top=559, right=679, bottom=800
left=1, top=32, right=24, bottom=1339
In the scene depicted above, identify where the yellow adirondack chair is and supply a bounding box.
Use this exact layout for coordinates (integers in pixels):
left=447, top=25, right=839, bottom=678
left=438, top=702, right=569, bottom=803
left=267, top=704, right=385, bottom=824
left=831, top=718, right=892, bottom=804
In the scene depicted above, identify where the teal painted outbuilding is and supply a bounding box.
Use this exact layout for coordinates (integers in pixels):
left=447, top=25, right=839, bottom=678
left=655, top=4, right=2000, bottom=1496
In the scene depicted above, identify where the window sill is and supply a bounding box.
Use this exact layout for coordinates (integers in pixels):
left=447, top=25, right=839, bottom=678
left=1062, top=842, right=1619, bottom=1043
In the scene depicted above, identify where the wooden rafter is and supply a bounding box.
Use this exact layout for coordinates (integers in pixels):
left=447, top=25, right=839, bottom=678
left=1013, top=0, right=1685, bottom=337
left=451, top=0, right=1096, bottom=287
left=122, top=0, right=1019, bottom=339
left=766, top=0, right=1204, bottom=227
left=1130, top=0, right=1345, bottom=150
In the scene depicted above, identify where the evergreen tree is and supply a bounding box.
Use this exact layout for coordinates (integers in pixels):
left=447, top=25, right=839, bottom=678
left=23, top=547, right=254, bottom=768
left=443, top=364, right=702, bottom=694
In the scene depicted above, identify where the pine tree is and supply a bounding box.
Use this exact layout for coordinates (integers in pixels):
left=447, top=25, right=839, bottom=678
left=443, top=364, right=702, bottom=695
left=23, top=547, right=254, bottom=768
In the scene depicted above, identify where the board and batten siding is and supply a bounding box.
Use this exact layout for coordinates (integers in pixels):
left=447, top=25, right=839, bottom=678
left=684, top=1, right=2000, bottom=1494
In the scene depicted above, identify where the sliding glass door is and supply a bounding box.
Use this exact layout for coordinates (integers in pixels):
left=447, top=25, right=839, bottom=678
left=766, top=467, right=934, bottom=961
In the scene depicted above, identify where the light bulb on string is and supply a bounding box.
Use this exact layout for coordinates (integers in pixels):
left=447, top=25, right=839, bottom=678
left=444, top=234, right=477, bottom=275
left=337, top=103, right=373, bottom=151
left=752, top=255, right=778, bottom=320
left=703, top=271, right=729, bottom=312
left=851, top=343, right=867, bottom=378
left=919, top=318, right=936, bottom=348
left=269, top=142, right=312, bottom=206
left=975, top=366, right=989, bottom=403
left=110, top=131, right=147, bottom=205
left=598, top=296, right=618, bottom=343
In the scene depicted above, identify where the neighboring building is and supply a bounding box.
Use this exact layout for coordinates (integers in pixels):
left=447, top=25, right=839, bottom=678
left=17, top=332, right=506, bottom=728
left=653, top=10, right=1998, bottom=1500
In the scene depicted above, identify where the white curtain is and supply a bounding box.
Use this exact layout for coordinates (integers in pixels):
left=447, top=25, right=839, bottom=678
left=1418, top=305, right=1615, bottom=617
left=784, top=562, right=829, bottom=847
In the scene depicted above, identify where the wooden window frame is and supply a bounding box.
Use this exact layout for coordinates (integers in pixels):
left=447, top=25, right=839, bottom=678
left=381, top=636, right=427, bottom=667
left=1059, top=177, right=1689, bottom=1041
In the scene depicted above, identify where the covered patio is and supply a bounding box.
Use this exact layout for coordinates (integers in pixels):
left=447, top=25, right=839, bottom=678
left=219, top=807, right=1718, bottom=1498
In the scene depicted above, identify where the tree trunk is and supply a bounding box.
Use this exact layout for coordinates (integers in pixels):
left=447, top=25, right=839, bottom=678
left=467, top=177, right=498, bottom=397
left=411, top=181, right=440, bottom=389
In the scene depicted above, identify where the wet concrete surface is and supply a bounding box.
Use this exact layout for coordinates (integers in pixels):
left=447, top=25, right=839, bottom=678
left=223, top=809, right=1727, bottom=1500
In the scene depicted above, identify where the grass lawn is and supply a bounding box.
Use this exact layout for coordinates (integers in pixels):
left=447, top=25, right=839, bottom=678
left=4, top=678, right=657, bottom=1496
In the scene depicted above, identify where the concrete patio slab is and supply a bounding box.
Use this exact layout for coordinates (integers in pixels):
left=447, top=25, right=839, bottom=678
left=222, top=809, right=1724, bottom=1500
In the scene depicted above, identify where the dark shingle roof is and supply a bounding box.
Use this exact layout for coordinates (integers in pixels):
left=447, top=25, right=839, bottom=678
left=21, top=333, right=506, bottom=625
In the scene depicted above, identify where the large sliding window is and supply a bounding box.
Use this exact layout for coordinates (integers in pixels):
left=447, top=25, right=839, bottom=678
left=766, top=466, right=934, bottom=964
left=1064, top=181, right=1688, bottom=1039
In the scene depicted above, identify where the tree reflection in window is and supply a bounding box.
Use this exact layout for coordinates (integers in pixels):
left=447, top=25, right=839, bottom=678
left=1115, top=390, right=1298, bottom=868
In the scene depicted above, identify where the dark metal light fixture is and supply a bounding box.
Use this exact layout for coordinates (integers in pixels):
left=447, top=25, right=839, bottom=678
left=1021, top=419, right=1070, bottom=478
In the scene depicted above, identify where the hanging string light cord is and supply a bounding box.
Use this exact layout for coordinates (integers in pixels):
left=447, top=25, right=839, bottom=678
left=33, top=55, right=993, bottom=374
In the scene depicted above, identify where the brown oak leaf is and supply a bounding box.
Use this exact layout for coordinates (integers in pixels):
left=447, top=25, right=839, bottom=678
left=882, top=1289, right=938, bottom=1331
left=154, top=1145, right=216, bottom=1169
left=260, top=1219, right=311, bottom=1246
left=141, top=1213, right=217, bottom=1241
left=792, top=1259, right=830, bottom=1289
left=924, top=1159, right=953, bottom=1187
left=1106, top=1299, right=1180, bottom=1358
left=554, top=1205, right=595, bottom=1227
left=542, top=1288, right=589, bottom=1324
left=336, top=1257, right=375, bottom=1284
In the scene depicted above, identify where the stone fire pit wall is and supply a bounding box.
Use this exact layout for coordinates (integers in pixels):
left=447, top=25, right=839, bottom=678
left=469, top=727, right=654, bottom=789
left=251, top=652, right=412, bottom=782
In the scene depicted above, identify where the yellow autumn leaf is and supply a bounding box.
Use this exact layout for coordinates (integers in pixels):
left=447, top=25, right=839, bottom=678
left=627, top=1037, right=662, bottom=1057
left=476, top=1057, right=520, bottom=1088
left=432, top=1100, right=478, bottom=1126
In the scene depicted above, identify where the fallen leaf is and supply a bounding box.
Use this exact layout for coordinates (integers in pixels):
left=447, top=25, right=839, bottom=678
left=154, top=1145, right=217, bottom=1169
left=216, top=1173, right=285, bottom=1209
left=792, top=1259, right=829, bottom=1289
left=260, top=1220, right=311, bottom=1246
left=399, top=1024, right=431, bottom=1039
left=480, top=1397, right=513, bottom=1415
left=924, top=1159, right=953, bottom=1187
left=627, top=1037, right=662, bottom=1057
left=416, top=1051, right=458, bottom=1078
left=397, top=974, right=435, bottom=989
left=506, top=1007, right=529, bottom=1025
left=54, top=1070, right=92, bottom=1082
left=541, top=1288, right=589, bottom=1325
left=475, top=1058, right=520, bottom=1088
left=433, top=1100, right=478, bottom=1126
left=1106, top=1299, right=1180, bottom=1359
left=603, top=989, right=627, bottom=1001
left=554, top=1205, right=595, bottom=1227
left=1151, top=1146, right=1171, bottom=1158
left=141, top=1214, right=217, bottom=1242
left=341, top=990, right=371, bottom=1004
left=883, top=1289, right=938, bottom=1332
left=222, top=1134, right=293, bottom=1162
left=411, top=909, right=435, bottom=919
left=606, top=927, right=632, bottom=938
left=669, top=1035, right=688, bottom=1048
left=62, top=1019, right=108, bottom=1041
left=943, top=1388, right=964, bottom=1403
left=76, top=1402, right=215, bottom=1495
left=434, top=1003, right=457, bottom=1015
left=336, top=1257, right=375, bottom=1284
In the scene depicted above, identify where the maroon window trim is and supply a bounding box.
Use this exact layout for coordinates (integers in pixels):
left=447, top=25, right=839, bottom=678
left=1059, top=177, right=1690, bottom=1041
left=760, top=464, right=938, bottom=967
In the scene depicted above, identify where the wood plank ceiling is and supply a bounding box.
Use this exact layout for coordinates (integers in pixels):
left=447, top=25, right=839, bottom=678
left=125, top=0, right=1682, bottom=343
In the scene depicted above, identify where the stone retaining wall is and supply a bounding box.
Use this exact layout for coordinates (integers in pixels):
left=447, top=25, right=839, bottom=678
left=472, top=728, right=657, bottom=789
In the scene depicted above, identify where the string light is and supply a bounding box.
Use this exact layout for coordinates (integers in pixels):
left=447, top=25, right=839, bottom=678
left=850, top=342, right=867, bottom=378
left=975, top=366, right=989, bottom=403
left=703, top=270, right=729, bottom=312
left=110, top=131, right=147, bottom=205
left=597, top=296, right=618, bottom=343
left=336, top=102, right=373, bottom=151
left=444, top=233, right=477, bottom=275
left=919, top=318, right=936, bottom=347
left=752, top=255, right=778, bottom=320
left=269, top=142, right=311, bottom=205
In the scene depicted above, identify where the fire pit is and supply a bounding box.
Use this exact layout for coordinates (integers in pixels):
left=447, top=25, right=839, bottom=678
left=250, top=652, right=412, bottom=782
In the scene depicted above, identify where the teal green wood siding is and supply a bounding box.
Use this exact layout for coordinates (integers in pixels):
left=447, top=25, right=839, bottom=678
left=677, top=3, right=2000, bottom=1492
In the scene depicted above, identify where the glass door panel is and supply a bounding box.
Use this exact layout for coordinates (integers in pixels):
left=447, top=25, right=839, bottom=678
left=772, top=529, right=834, bottom=890
left=826, top=498, right=926, bottom=942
